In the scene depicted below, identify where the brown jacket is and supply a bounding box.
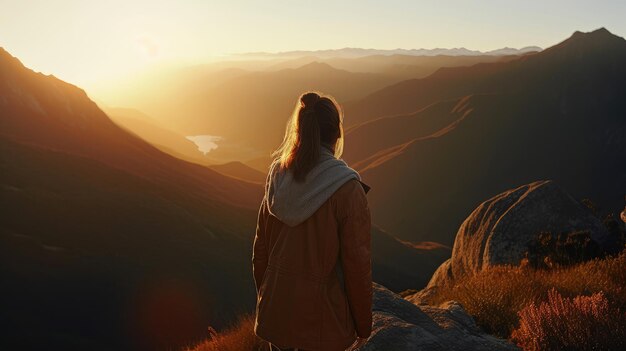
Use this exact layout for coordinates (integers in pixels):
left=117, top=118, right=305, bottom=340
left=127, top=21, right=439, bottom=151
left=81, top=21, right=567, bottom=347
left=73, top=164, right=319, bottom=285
left=252, top=178, right=373, bottom=351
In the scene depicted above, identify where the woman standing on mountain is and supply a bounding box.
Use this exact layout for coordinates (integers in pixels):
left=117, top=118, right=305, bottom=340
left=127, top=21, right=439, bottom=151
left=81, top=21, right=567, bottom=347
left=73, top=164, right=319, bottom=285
left=252, top=92, right=373, bottom=351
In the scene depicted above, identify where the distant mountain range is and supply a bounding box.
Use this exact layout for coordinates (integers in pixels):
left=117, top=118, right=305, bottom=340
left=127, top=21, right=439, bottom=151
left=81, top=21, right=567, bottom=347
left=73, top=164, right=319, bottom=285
left=234, top=46, right=543, bottom=59
left=132, top=55, right=529, bottom=164
left=100, top=45, right=541, bottom=165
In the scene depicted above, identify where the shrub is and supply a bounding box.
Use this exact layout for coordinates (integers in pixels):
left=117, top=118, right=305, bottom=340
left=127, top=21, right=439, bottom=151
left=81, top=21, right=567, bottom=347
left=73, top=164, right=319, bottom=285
left=525, top=230, right=603, bottom=269
left=423, top=250, right=626, bottom=339
left=185, top=313, right=269, bottom=351
left=511, top=288, right=626, bottom=351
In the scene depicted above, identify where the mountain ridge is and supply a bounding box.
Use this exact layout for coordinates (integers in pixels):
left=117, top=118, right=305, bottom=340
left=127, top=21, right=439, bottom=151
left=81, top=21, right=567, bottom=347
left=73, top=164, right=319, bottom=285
left=0, top=46, right=269, bottom=349
left=0, top=47, right=262, bottom=210
left=344, top=28, right=626, bottom=126
left=233, top=45, right=543, bottom=59
left=343, top=28, right=626, bottom=243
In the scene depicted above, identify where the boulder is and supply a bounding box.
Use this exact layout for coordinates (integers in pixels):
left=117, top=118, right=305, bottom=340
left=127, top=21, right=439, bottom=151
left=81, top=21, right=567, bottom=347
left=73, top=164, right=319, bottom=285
left=428, top=180, right=611, bottom=288
left=361, top=283, right=518, bottom=350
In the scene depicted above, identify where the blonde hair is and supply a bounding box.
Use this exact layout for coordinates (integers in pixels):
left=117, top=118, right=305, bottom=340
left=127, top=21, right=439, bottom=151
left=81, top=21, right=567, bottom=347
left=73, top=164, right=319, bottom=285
left=271, top=91, right=344, bottom=182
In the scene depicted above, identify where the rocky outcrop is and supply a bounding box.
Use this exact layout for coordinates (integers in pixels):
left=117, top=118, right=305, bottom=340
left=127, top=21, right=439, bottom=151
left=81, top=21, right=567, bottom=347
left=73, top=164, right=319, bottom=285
left=428, top=180, right=611, bottom=288
left=361, top=283, right=518, bottom=350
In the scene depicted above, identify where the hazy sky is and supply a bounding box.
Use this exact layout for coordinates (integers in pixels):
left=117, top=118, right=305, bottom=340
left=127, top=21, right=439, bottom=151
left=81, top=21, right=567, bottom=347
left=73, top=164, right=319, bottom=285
left=2, top=0, right=624, bottom=89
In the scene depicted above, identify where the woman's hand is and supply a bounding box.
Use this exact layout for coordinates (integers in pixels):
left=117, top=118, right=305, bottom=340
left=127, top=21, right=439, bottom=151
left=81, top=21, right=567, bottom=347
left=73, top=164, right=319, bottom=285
left=346, top=337, right=368, bottom=351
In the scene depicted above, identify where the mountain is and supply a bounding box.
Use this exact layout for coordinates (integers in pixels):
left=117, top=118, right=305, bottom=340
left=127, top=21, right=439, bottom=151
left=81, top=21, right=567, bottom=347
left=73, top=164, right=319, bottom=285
left=208, top=161, right=267, bottom=183
left=243, top=155, right=274, bottom=173
left=343, top=97, right=467, bottom=165
left=104, top=107, right=211, bottom=164
left=168, top=56, right=529, bottom=165
left=0, top=136, right=257, bottom=350
left=371, top=227, right=450, bottom=292
left=485, top=46, right=543, bottom=55
left=342, top=28, right=626, bottom=244
left=235, top=46, right=542, bottom=59
left=0, top=48, right=260, bottom=209
left=160, top=62, right=401, bottom=162
left=102, top=54, right=534, bottom=167
left=344, top=27, right=626, bottom=126
left=108, top=60, right=403, bottom=166
left=265, top=54, right=523, bottom=81
left=0, top=47, right=264, bottom=350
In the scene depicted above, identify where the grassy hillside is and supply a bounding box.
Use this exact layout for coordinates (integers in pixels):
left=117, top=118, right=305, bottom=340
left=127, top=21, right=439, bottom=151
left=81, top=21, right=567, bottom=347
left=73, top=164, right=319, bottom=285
left=421, top=249, right=626, bottom=344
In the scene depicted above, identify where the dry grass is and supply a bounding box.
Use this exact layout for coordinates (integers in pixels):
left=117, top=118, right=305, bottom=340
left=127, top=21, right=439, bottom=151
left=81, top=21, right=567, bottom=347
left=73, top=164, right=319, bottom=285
left=185, top=313, right=269, bottom=351
left=423, top=250, right=626, bottom=339
left=511, top=288, right=626, bottom=350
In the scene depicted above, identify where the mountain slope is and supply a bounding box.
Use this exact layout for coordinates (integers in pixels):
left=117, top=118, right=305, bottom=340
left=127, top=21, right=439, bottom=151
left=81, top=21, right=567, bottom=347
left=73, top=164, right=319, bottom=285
left=344, top=27, right=626, bottom=126
left=0, top=47, right=265, bottom=350
left=344, top=29, right=626, bottom=244
left=371, top=226, right=450, bottom=292
left=170, top=62, right=400, bottom=153
left=0, top=136, right=256, bottom=350
left=343, top=97, right=471, bottom=165
left=0, top=47, right=261, bottom=211
left=209, top=161, right=267, bottom=183
left=104, top=107, right=211, bottom=165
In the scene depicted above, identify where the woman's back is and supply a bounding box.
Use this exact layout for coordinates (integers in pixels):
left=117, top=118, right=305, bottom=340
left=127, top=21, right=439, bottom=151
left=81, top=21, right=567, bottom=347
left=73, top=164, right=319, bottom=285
left=253, top=177, right=372, bottom=351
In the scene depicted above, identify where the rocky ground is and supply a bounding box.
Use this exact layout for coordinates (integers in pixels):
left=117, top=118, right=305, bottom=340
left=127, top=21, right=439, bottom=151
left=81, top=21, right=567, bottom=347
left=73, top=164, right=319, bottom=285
left=361, top=283, right=518, bottom=350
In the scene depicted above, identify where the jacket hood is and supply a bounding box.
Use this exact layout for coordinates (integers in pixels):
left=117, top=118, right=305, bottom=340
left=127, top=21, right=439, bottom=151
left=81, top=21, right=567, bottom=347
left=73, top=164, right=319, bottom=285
left=264, top=144, right=364, bottom=227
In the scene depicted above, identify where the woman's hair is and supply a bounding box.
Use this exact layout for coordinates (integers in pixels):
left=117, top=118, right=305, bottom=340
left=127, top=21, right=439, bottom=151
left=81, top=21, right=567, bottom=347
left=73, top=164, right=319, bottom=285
left=271, top=91, right=344, bottom=182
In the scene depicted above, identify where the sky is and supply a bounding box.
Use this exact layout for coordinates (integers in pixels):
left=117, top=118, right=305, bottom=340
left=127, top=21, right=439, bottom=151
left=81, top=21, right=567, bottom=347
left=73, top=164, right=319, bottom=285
left=2, top=0, right=625, bottom=90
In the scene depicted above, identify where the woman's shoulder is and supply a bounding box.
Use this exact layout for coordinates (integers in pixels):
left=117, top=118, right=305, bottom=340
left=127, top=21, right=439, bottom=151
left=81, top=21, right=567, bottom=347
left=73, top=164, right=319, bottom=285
left=331, top=178, right=370, bottom=221
left=333, top=178, right=370, bottom=196
left=333, top=178, right=360, bottom=194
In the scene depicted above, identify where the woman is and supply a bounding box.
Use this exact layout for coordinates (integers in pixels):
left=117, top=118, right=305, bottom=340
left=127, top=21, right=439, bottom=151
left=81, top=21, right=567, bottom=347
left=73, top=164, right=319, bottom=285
left=252, top=91, right=373, bottom=351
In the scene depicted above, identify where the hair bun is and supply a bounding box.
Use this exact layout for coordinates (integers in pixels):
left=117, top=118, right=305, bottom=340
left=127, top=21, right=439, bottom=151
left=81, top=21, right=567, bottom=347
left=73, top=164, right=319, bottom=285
left=300, top=92, right=321, bottom=110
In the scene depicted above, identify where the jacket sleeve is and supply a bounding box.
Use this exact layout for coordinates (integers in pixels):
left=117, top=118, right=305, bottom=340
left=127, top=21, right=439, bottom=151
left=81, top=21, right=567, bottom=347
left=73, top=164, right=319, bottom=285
left=252, top=198, right=269, bottom=297
left=337, top=180, right=373, bottom=338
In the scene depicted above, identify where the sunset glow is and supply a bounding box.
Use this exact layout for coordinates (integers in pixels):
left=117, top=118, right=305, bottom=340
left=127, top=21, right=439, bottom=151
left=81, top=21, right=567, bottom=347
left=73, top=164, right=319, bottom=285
left=2, top=0, right=625, bottom=94
left=2, top=1, right=625, bottom=350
